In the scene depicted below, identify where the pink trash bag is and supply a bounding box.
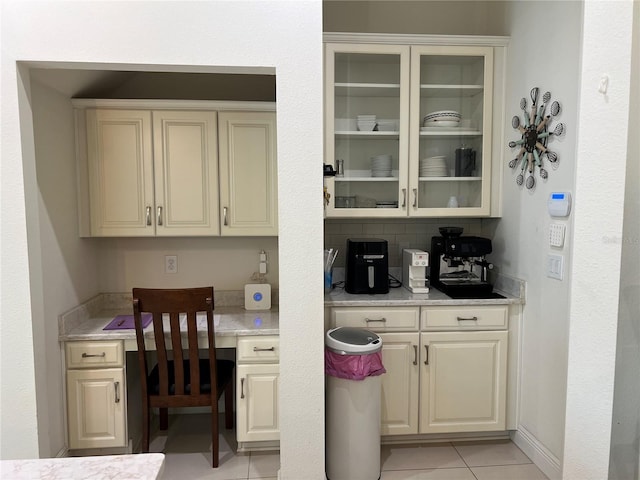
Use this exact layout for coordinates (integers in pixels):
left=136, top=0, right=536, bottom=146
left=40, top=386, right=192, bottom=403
left=324, top=348, right=386, bottom=381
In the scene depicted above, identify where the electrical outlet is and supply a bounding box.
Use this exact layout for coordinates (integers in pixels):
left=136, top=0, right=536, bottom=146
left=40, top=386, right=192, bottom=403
left=165, top=255, right=178, bottom=274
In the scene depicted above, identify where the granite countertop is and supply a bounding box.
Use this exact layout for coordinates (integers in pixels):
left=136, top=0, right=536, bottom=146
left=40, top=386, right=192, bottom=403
left=59, top=293, right=279, bottom=343
left=0, top=453, right=164, bottom=480
left=324, top=283, right=524, bottom=307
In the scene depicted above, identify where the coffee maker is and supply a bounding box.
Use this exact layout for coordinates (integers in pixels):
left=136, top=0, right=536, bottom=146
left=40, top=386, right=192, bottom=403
left=430, top=227, right=495, bottom=298
left=345, top=238, right=389, bottom=294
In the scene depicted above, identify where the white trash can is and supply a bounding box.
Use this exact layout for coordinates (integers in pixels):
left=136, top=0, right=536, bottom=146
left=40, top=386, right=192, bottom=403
left=325, top=327, right=385, bottom=480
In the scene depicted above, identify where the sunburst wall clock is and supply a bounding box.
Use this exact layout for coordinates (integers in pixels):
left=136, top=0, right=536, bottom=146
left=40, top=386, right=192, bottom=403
left=508, top=87, right=565, bottom=189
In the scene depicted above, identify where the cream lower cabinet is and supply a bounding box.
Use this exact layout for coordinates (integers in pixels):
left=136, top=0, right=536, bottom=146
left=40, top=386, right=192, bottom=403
left=236, top=336, right=280, bottom=444
left=331, top=304, right=508, bottom=436
left=419, top=330, right=508, bottom=433
left=66, top=341, right=127, bottom=449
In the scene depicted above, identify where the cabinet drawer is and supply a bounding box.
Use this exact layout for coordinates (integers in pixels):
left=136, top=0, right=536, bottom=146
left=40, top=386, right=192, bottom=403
left=237, top=336, right=279, bottom=363
left=66, top=341, right=124, bottom=368
left=332, top=307, right=419, bottom=331
left=422, top=305, right=508, bottom=330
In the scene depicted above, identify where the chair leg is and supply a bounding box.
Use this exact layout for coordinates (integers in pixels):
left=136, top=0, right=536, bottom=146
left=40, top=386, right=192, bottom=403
left=224, top=381, right=234, bottom=429
left=159, top=408, right=169, bottom=431
left=211, top=404, right=220, bottom=468
left=142, top=401, right=150, bottom=453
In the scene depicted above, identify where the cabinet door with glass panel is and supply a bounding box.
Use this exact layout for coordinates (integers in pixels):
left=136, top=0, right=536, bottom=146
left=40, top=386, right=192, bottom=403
left=325, top=43, right=410, bottom=217
left=409, top=45, right=494, bottom=216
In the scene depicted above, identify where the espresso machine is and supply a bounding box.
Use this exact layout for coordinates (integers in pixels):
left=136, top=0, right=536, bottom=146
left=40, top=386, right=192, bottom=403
left=430, top=227, right=496, bottom=298
left=345, top=238, right=389, bottom=294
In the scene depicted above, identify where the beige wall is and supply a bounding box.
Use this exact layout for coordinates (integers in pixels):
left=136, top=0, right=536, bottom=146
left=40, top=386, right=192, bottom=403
left=324, top=0, right=507, bottom=35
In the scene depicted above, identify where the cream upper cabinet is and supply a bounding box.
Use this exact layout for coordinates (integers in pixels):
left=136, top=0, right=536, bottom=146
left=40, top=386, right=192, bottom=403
left=77, top=100, right=277, bottom=237
left=152, top=110, right=220, bottom=236
left=218, top=111, right=278, bottom=236
left=86, top=108, right=219, bottom=236
left=324, top=35, right=507, bottom=218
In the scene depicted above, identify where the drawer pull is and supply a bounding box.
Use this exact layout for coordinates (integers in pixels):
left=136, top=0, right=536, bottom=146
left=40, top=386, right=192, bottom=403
left=424, top=345, right=429, bottom=365
left=413, top=345, right=418, bottom=366
left=82, top=352, right=106, bottom=358
left=114, top=381, right=120, bottom=403
left=253, top=346, right=275, bottom=352
left=241, top=378, right=245, bottom=399
left=457, top=316, right=479, bottom=322
left=365, top=317, right=387, bottom=323
left=157, top=206, right=163, bottom=226
left=145, top=206, right=152, bottom=226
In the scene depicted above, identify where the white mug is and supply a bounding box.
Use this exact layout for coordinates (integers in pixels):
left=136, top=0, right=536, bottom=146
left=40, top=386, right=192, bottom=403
left=447, top=196, right=459, bottom=208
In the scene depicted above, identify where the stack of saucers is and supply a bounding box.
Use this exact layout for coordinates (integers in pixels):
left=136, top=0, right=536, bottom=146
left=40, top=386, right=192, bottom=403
left=419, top=156, right=448, bottom=177
left=371, top=154, right=392, bottom=177
left=357, top=114, right=377, bottom=131
left=422, top=110, right=461, bottom=128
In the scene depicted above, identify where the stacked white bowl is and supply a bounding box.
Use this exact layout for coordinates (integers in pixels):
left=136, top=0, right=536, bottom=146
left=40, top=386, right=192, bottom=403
left=371, top=154, right=393, bottom=177
left=357, top=114, right=377, bottom=131
left=419, top=156, right=448, bottom=177
left=422, top=110, right=461, bottom=128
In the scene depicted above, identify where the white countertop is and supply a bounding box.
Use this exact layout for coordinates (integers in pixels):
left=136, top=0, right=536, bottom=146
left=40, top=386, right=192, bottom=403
left=59, top=305, right=279, bottom=343
left=0, top=453, right=164, bottom=480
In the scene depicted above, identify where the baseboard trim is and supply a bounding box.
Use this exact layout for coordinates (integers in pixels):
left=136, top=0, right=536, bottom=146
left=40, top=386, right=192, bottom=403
left=511, top=427, right=562, bottom=480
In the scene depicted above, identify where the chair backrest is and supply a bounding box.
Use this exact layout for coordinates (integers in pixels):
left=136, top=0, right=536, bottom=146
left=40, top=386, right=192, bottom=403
left=132, top=287, right=217, bottom=398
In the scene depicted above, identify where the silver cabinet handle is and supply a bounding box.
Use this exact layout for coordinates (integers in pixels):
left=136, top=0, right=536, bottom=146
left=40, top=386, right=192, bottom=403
left=424, top=345, right=429, bottom=365
left=223, top=207, right=228, bottom=226
left=412, top=188, right=417, bottom=208
left=413, top=345, right=418, bottom=366
left=365, top=317, right=387, bottom=323
left=114, top=381, right=120, bottom=403
left=157, top=206, right=163, bottom=226
left=240, top=378, right=245, bottom=399
left=402, top=188, right=407, bottom=208
left=145, top=206, right=152, bottom=226
left=82, top=352, right=106, bottom=358
left=457, top=316, right=478, bottom=322
left=253, top=346, right=275, bottom=352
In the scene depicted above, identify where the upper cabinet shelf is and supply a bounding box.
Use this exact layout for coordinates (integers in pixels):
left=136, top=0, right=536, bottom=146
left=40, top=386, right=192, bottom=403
left=324, top=34, right=508, bottom=218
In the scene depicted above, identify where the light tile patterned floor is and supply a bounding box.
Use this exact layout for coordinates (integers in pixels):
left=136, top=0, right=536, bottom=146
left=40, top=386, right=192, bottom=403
left=150, top=414, right=548, bottom=480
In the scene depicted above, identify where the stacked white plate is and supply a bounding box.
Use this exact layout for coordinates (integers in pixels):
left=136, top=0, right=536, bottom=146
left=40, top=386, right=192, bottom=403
left=422, top=110, right=461, bottom=128
left=371, top=154, right=392, bottom=177
left=420, top=156, right=448, bottom=177
left=357, top=114, right=377, bottom=131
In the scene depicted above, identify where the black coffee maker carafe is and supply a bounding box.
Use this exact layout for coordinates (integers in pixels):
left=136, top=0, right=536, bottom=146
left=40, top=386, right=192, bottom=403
left=455, top=145, right=476, bottom=177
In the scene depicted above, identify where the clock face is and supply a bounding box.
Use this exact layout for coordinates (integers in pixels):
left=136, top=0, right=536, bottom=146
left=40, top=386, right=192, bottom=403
left=508, top=88, right=565, bottom=190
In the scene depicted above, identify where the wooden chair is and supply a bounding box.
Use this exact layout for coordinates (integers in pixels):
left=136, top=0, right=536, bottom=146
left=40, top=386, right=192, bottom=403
left=133, top=287, right=234, bottom=468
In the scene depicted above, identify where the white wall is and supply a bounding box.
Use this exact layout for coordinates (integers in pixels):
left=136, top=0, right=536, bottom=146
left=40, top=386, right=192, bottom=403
left=495, top=3, right=582, bottom=477
left=563, top=1, right=633, bottom=479
left=1, top=3, right=325, bottom=479
left=609, top=3, right=640, bottom=478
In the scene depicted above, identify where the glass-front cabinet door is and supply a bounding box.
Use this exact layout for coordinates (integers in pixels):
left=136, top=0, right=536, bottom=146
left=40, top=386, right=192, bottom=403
left=324, top=43, right=410, bottom=217
left=409, top=45, right=494, bottom=215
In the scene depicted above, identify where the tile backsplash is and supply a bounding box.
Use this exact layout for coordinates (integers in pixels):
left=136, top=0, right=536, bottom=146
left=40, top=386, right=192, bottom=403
left=324, top=218, right=484, bottom=268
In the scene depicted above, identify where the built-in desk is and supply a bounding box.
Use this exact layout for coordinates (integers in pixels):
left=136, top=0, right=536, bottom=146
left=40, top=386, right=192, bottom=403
left=59, top=294, right=279, bottom=455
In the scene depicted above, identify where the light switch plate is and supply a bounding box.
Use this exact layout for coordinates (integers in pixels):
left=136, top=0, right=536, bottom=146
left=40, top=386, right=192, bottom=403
left=549, top=223, right=566, bottom=248
left=547, top=254, right=564, bottom=280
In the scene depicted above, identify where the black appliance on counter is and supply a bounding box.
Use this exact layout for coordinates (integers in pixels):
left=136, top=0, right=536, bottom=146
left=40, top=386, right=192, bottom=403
left=430, top=227, right=496, bottom=298
left=345, top=238, right=389, bottom=294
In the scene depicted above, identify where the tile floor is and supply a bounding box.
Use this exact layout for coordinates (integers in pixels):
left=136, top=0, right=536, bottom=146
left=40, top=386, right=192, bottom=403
left=150, top=414, right=549, bottom=480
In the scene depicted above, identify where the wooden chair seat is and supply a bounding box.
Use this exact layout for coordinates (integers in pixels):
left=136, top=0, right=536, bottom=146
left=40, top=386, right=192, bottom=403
left=148, top=358, right=235, bottom=395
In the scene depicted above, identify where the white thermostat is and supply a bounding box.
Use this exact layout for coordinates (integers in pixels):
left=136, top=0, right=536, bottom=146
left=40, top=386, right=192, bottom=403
left=245, top=284, right=271, bottom=311
left=548, top=192, right=572, bottom=217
